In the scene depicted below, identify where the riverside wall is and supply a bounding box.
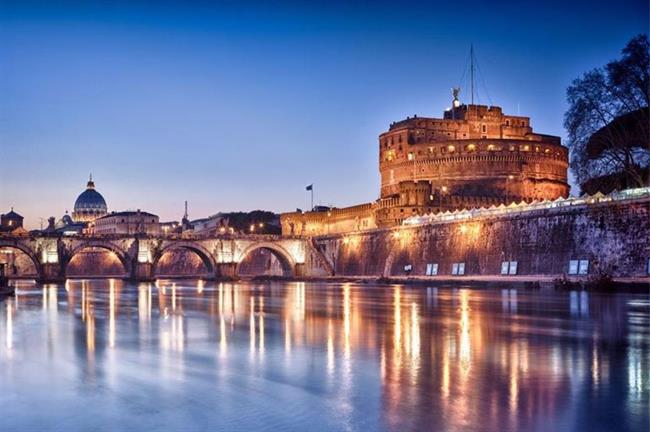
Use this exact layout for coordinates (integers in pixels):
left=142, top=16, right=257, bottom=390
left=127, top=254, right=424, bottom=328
left=311, top=197, right=650, bottom=280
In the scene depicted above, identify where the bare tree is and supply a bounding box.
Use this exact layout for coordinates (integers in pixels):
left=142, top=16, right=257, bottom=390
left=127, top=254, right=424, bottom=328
left=564, top=34, right=650, bottom=190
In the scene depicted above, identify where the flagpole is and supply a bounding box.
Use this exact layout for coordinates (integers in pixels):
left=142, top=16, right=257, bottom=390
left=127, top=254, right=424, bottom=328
left=311, top=185, right=314, bottom=211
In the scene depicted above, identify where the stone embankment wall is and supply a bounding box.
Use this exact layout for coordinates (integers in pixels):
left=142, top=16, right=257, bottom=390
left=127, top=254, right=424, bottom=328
left=311, top=199, right=649, bottom=279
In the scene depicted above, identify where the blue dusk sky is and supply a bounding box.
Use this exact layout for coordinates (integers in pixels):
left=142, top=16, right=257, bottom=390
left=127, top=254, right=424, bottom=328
left=1, top=0, right=648, bottom=228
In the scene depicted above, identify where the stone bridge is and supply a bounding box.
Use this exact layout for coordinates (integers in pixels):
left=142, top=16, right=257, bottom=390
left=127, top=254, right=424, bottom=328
left=0, top=233, right=334, bottom=282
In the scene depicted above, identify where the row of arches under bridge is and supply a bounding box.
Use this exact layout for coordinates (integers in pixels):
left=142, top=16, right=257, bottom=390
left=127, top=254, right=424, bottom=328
left=0, top=241, right=299, bottom=280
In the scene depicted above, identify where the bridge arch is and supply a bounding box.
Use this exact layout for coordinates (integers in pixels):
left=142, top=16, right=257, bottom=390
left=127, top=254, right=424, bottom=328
left=153, top=241, right=216, bottom=277
left=237, top=242, right=296, bottom=277
left=0, top=242, right=41, bottom=278
left=66, top=241, right=132, bottom=278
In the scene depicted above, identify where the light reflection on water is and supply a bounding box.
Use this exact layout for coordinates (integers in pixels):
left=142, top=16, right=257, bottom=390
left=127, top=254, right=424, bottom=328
left=0, top=279, right=648, bottom=432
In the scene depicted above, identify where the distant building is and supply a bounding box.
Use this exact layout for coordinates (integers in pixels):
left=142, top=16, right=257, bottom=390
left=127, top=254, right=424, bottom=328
left=54, top=212, right=86, bottom=235
left=93, top=210, right=160, bottom=235
left=0, top=208, right=26, bottom=234
left=72, top=175, right=108, bottom=223
left=160, top=221, right=181, bottom=235
left=191, top=214, right=230, bottom=235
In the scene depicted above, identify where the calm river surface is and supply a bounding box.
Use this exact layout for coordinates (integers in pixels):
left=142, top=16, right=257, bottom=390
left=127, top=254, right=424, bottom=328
left=0, top=280, right=648, bottom=432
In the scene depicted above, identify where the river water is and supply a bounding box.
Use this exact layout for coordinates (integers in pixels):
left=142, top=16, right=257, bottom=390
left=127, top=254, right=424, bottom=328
left=0, top=280, right=648, bottom=432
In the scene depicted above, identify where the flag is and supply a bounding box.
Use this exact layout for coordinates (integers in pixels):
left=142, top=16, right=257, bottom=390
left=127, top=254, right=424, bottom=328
left=305, top=184, right=313, bottom=191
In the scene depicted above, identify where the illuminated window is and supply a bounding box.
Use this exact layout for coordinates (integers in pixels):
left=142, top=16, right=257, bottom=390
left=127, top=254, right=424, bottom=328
left=467, top=144, right=476, bottom=152
left=447, top=145, right=455, bottom=153
left=568, top=260, right=583, bottom=275
left=520, top=145, right=530, bottom=152
left=501, top=261, right=518, bottom=275
left=386, top=150, right=395, bottom=162
left=407, top=152, right=415, bottom=161
left=425, top=263, right=438, bottom=276
left=428, top=146, right=434, bottom=154
left=578, top=260, right=589, bottom=275
left=544, top=148, right=551, bottom=154
left=451, top=262, right=465, bottom=275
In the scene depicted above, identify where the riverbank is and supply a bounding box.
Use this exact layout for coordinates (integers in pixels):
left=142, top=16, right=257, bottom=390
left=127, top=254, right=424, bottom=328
left=246, top=274, right=650, bottom=292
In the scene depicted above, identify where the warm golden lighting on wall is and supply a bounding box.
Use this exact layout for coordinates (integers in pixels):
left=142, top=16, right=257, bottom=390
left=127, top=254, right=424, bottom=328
left=467, top=144, right=476, bottom=152
left=458, top=223, right=481, bottom=241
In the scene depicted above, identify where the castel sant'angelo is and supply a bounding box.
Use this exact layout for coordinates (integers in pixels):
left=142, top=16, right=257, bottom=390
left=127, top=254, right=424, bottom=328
left=281, top=90, right=570, bottom=236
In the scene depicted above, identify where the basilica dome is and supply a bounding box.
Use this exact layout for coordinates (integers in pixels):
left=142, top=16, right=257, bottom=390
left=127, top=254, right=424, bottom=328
left=72, top=175, right=108, bottom=223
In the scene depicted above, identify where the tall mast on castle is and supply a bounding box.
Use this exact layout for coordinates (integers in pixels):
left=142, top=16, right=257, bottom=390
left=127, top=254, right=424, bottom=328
left=470, top=44, right=475, bottom=105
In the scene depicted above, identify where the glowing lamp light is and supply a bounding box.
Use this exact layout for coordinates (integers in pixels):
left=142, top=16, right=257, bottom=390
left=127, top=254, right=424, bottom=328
left=441, top=186, right=448, bottom=193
